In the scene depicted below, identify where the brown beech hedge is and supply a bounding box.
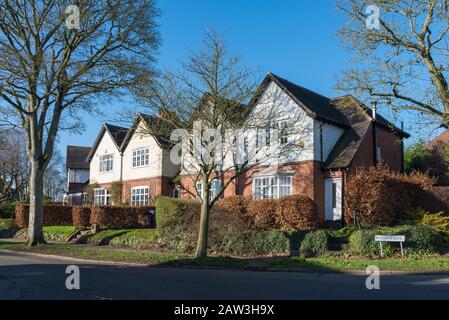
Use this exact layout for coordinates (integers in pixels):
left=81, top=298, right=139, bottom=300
left=345, top=164, right=434, bottom=227
left=276, top=196, right=318, bottom=230
left=15, top=204, right=73, bottom=228
left=90, top=206, right=155, bottom=229
left=72, top=206, right=92, bottom=228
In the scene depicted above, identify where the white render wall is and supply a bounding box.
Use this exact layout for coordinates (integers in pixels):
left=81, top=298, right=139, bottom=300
left=121, top=120, right=180, bottom=180
left=89, top=131, right=122, bottom=185
left=313, top=120, right=344, bottom=162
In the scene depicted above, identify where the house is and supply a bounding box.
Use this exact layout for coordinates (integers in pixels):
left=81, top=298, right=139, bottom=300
left=86, top=115, right=179, bottom=206
left=427, top=129, right=449, bottom=148
left=64, top=145, right=91, bottom=205
left=177, top=73, right=410, bottom=223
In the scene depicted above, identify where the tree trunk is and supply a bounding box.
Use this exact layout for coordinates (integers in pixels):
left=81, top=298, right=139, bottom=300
left=195, top=183, right=211, bottom=257
left=27, top=160, right=46, bottom=247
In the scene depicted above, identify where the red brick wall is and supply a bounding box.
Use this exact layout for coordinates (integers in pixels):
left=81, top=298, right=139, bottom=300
left=349, top=125, right=403, bottom=173
left=121, top=176, right=173, bottom=205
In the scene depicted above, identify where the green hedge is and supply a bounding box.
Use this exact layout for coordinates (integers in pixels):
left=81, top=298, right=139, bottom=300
left=349, top=225, right=444, bottom=256
left=300, top=230, right=329, bottom=257
left=0, top=202, right=17, bottom=219
left=0, top=219, right=15, bottom=230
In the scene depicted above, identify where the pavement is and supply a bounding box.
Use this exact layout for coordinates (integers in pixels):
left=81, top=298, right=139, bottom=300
left=1, top=250, right=449, bottom=299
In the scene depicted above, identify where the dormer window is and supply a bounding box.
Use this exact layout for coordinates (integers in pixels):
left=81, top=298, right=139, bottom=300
left=99, top=154, right=113, bottom=173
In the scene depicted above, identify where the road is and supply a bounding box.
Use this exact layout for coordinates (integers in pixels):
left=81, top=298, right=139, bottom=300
left=1, top=251, right=449, bottom=300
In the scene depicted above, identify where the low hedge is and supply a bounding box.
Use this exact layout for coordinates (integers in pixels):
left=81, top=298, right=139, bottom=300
left=0, top=202, right=17, bottom=219
left=247, top=199, right=278, bottom=230
left=349, top=225, right=444, bottom=256
left=15, top=204, right=73, bottom=228
left=72, top=206, right=92, bottom=228
left=90, top=206, right=155, bottom=229
left=300, top=230, right=329, bottom=257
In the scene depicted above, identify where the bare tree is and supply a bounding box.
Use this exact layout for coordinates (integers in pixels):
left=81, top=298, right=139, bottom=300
left=140, top=31, right=309, bottom=257
left=43, top=149, right=65, bottom=201
left=0, top=0, right=160, bottom=246
left=337, top=0, right=449, bottom=129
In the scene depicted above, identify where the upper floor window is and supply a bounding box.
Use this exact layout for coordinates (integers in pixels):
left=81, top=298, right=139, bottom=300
left=133, top=148, right=150, bottom=168
left=94, top=188, right=111, bottom=206
left=253, top=175, right=292, bottom=200
left=131, top=187, right=149, bottom=206
left=99, top=154, right=113, bottom=173
left=277, top=121, right=288, bottom=144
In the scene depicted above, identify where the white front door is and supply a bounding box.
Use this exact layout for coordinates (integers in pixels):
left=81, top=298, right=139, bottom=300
left=325, top=178, right=342, bottom=221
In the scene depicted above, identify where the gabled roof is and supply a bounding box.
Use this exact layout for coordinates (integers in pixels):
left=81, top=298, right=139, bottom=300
left=120, top=113, right=174, bottom=152
left=427, top=129, right=449, bottom=148
left=324, top=95, right=410, bottom=169
left=255, top=73, right=350, bottom=128
left=66, top=146, right=91, bottom=169
left=86, top=123, right=129, bottom=162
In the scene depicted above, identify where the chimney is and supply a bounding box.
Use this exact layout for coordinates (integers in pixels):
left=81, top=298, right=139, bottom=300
left=371, top=101, right=378, bottom=120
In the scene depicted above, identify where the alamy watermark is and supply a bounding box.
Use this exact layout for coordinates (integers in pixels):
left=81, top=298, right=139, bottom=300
left=366, top=5, right=380, bottom=30
left=365, top=265, right=380, bottom=290
left=65, top=5, right=80, bottom=30
left=65, top=265, right=80, bottom=290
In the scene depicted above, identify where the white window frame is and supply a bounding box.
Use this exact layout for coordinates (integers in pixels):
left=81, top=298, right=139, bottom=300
left=277, top=121, right=289, bottom=145
left=132, top=148, right=150, bottom=168
left=94, top=188, right=111, bottom=206
left=99, top=154, right=113, bottom=173
left=252, top=175, right=293, bottom=200
left=131, top=186, right=150, bottom=206
left=196, top=179, right=221, bottom=201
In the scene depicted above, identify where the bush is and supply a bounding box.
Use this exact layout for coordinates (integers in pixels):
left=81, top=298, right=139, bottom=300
left=300, top=230, right=329, bottom=257
left=15, top=204, right=73, bottom=228
left=276, top=196, right=317, bottom=230
left=345, top=164, right=434, bottom=227
left=90, top=206, right=154, bottom=229
left=0, top=202, right=17, bottom=219
left=247, top=199, right=278, bottom=230
left=0, top=219, right=15, bottom=229
left=72, top=206, right=92, bottom=228
left=420, top=212, right=449, bottom=232
left=349, top=225, right=444, bottom=256
left=216, top=196, right=250, bottom=216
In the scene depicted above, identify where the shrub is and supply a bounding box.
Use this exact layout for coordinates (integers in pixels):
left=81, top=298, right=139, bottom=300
left=15, top=204, right=72, bottom=228
left=345, top=164, right=434, bottom=227
left=0, top=219, right=15, bottom=229
left=300, top=230, right=329, bottom=257
left=420, top=212, right=449, bottom=232
left=349, top=225, right=444, bottom=256
left=276, top=196, right=317, bottom=230
left=90, top=206, right=154, bottom=229
left=247, top=199, right=278, bottom=230
left=0, top=202, right=17, bottom=219
left=72, top=206, right=92, bottom=228
left=216, top=196, right=250, bottom=215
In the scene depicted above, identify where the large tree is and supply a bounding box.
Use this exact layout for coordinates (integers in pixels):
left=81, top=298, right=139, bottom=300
left=0, top=0, right=159, bottom=246
left=140, top=31, right=308, bottom=257
left=337, top=0, right=449, bottom=129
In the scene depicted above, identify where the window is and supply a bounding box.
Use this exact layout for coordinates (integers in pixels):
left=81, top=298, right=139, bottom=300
left=172, top=186, right=181, bottom=199
left=131, top=187, right=149, bottom=206
left=133, top=148, right=150, bottom=168
left=277, top=121, right=288, bottom=144
left=196, top=179, right=221, bottom=201
left=99, top=154, right=113, bottom=173
left=376, top=147, right=382, bottom=162
left=332, top=182, right=337, bottom=209
left=94, top=188, right=111, bottom=205
left=253, top=175, right=293, bottom=200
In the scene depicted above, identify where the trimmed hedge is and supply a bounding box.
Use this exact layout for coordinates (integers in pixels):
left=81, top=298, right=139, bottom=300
left=349, top=225, right=444, bottom=256
left=90, top=206, right=155, bottom=229
left=276, top=196, right=317, bottom=230
left=15, top=204, right=73, bottom=228
left=0, top=202, right=17, bottom=219
left=216, top=196, right=250, bottom=216
left=345, top=164, right=434, bottom=227
left=247, top=199, right=278, bottom=230
left=72, top=206, right=92, bottom=228
left=300, top=230, right=329, bottom=257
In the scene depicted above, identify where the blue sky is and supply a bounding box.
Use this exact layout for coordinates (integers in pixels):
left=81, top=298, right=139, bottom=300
left=57, top=0, right=411, bottom=156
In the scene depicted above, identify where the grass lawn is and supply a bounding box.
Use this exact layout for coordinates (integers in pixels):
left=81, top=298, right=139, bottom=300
left=78, top=229, right=160, bottom=249
left=0, top=241, right=244, bottom=268
left=15, top=226, right=76, bottom=241
left=271, top=256, right=449, bottom=272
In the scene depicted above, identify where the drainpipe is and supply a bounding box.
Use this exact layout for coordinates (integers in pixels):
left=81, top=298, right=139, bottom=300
left=320, top=122, right=324, bottom=164
left=372, top=102, right=378, bottom=166
left=400, top=121, right=405, bottom=173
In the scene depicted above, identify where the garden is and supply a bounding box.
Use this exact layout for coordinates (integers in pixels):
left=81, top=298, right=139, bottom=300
left=1, top=165, right=449, bottom=272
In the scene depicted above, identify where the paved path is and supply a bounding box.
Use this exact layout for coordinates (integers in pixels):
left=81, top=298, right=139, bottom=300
left=1, top=251, right=449, bottom=300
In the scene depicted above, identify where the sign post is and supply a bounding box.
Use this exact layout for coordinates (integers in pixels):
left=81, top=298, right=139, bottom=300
left=375, top=235, right=406, bottom=258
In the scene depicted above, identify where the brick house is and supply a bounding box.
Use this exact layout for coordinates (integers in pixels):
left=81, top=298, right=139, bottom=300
left=81, top=72, right=408, bottom=223
left=177, top=73, right=409, bottom=222
left=64, top=146, right=91, bottom=205
left=86, top=115, right=178, bottom=205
